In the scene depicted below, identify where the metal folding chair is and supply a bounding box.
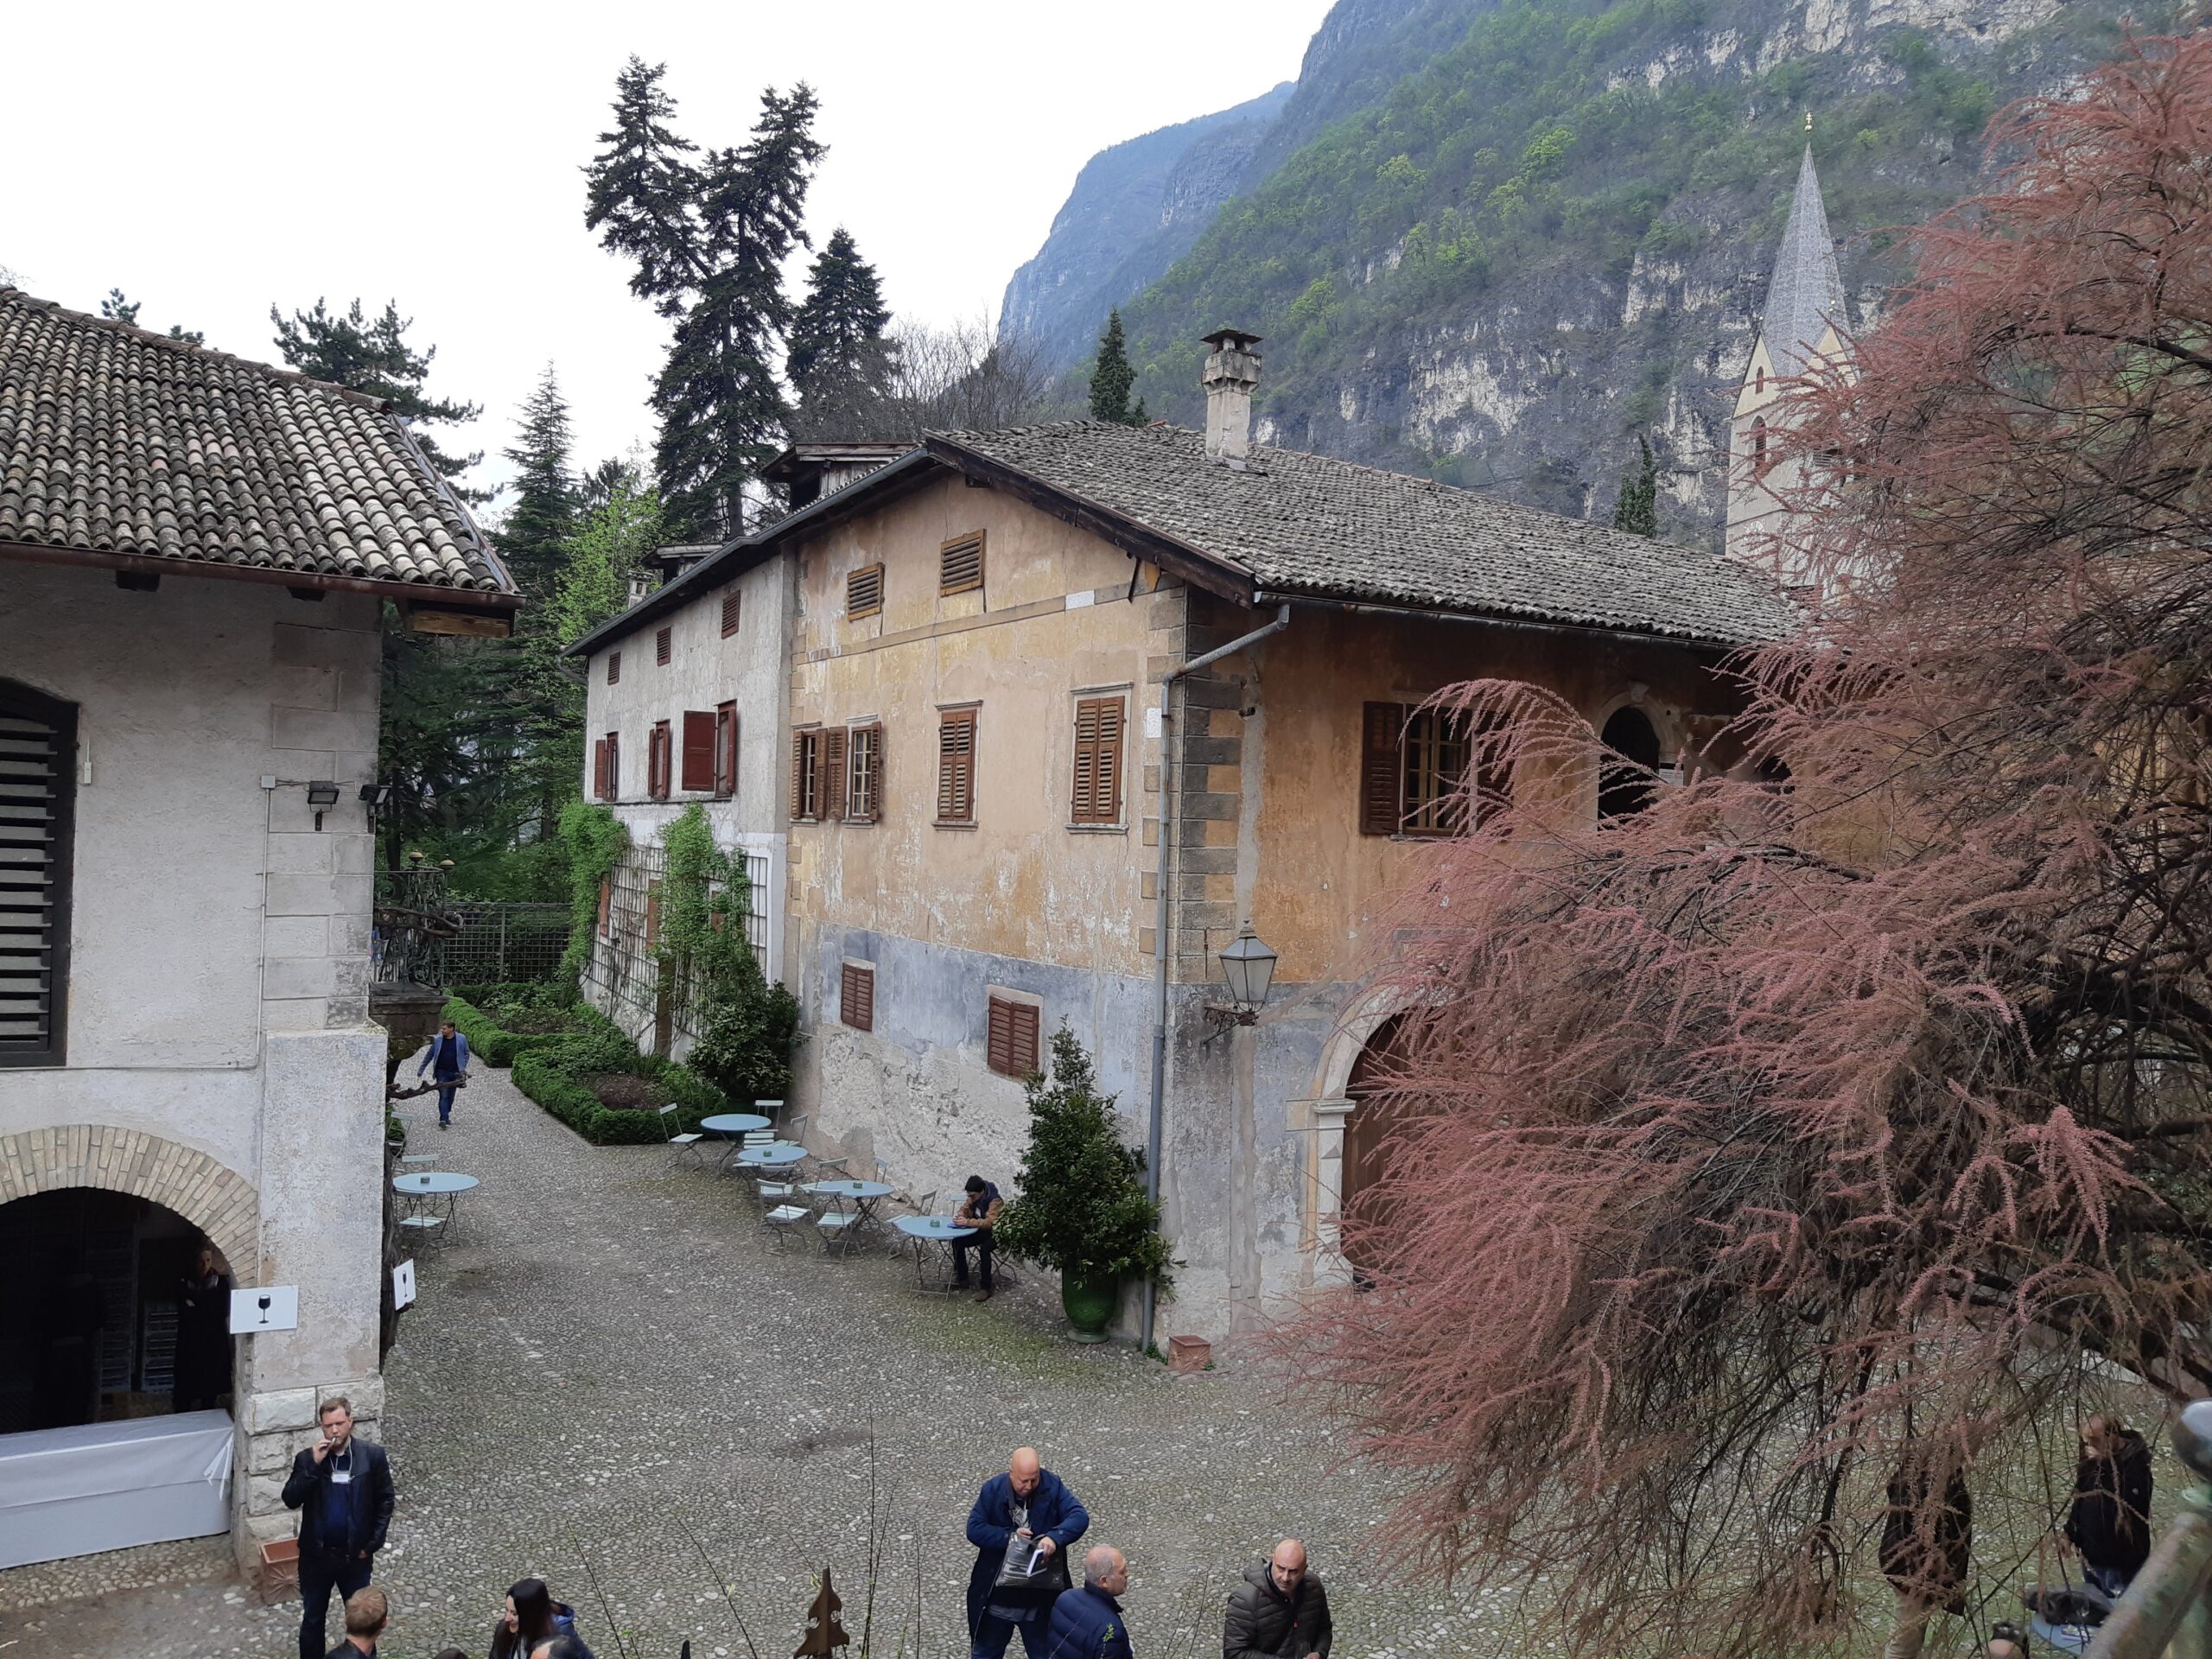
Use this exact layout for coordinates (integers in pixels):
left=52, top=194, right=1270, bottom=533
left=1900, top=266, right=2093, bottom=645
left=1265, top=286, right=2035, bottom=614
left=660, top=1104, right=709, bottom=1169
left=760, top=1193, right=813, bottom=1251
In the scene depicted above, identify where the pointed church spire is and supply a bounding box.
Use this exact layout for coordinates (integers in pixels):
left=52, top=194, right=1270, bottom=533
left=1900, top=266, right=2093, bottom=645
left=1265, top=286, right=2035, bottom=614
left=1758, top=146, right=1847, bottom=378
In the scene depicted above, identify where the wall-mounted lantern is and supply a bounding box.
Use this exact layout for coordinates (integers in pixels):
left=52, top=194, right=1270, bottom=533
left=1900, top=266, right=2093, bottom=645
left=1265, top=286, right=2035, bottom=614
left=305, top=780, right=340, bottom=831
left=1207, top=919, right=1279, bottom=1027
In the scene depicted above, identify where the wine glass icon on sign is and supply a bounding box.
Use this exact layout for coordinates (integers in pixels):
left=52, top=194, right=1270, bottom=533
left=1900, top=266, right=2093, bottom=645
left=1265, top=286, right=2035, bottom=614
left=257, top=1294, right=273, bottom=1326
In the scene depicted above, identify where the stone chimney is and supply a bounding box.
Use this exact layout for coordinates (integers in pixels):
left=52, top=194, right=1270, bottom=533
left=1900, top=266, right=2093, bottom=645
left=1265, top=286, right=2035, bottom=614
left=1200, top=328, right=1263, bottom=461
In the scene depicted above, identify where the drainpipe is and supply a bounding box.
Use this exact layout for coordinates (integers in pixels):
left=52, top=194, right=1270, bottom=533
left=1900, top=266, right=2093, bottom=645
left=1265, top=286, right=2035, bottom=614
left=1142, top=602, right=1290, bottom=1354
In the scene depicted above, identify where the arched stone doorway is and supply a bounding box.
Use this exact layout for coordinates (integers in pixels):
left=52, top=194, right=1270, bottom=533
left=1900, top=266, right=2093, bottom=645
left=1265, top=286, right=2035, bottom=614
left=1340, top=1014, right=1410, bottom=1277
left=1599, top=705, right=1663, bottom=819
left=0, top=1125, right=257, bottom=1271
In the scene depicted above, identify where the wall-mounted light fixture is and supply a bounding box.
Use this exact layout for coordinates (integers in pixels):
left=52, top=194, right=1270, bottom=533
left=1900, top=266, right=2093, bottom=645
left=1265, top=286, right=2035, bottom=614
left=306, top=779, right=340, bottom=831
left=358, top=781, right=393, bottom=811
left=1205, top=919, right=1279, bottom=1027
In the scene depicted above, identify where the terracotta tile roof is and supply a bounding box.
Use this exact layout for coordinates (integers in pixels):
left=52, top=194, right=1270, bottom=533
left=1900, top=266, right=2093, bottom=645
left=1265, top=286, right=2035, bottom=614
left=936, top=421, right=1796, bottom=646
left=0, top=288, right=510, bottom=594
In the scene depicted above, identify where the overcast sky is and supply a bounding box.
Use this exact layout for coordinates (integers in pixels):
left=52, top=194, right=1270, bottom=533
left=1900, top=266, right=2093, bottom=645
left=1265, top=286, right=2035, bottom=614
left=3, top=1, right=1330, bottom=506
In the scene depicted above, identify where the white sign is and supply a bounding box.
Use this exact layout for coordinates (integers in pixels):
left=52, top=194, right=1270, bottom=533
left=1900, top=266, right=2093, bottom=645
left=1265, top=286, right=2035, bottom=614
left=229, top=1286, right=299, bottom=1334
left=392, top=1260, right=416, bottom=1311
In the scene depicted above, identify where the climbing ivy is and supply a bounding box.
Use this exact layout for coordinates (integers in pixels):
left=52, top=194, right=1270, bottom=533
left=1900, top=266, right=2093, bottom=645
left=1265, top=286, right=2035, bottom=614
left=556, top=799, right=628, bottom=982
left=655, top=802, right=754, bottom=1007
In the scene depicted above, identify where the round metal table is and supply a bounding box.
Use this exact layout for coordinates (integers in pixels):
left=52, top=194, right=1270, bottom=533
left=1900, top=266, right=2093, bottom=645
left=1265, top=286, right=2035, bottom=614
left=700, top=1112, right=774, bottom=1173
left=734, top=1143, right=807, bottom=1169
left=391, top=1171, right=479, bottom=1235
left=894, top=1214, right=976, bottom=1292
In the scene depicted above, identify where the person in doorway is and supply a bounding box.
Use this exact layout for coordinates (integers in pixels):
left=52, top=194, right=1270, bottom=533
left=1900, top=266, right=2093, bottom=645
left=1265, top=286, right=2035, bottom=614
left=967, top=1445, right=1090, bottom=1659
left=171, top=1244, right=232, bottom=1411
left=2064, top=1414, right=2154, bottom=1599
left=283, top=1397, right=397, bottom=1659
left=1047, top=1546, right=1135, bottom=1659
left=417, top=1019, right=472, bottom=1128
left=490, top=1577, right=596, bottom=1659
left=951, top=1174, right=1003, bottom=1302
left=1224, top=1539, right=1332, bottom=1658
left=327, top=1585, right=388, bottom=1658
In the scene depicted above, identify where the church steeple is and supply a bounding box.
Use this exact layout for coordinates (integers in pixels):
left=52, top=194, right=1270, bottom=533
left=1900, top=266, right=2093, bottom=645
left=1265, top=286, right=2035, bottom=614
left=1758, top=145, right=1848, bottom=378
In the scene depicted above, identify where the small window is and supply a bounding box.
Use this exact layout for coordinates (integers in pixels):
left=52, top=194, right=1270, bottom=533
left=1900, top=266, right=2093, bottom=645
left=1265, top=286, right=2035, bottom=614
left=986, top=995, right=1040, bottom=1079
left=1359, top=702, right=1497, bottom=837
left=607, top=651, right=621, bottom=685
left=648, top=719, right=672, bottom=801
left=840, top=962, right=875, bottom=1033
left=715, top=702, right=738, bottom=799
left=1751, top=416, right=1770, bottom=476
left=1070, top=696, right=1125, bottom=825
left=791, top=729, right=823, bottom=820
left=847, top=724, right=883, bottom=823
left=721, top=589, right=741, bottom=638
left=680, top=711, right=716, bottom=793
left=1755, top=368, right=1766, bottom=395
left=937, top=709, right=976, bottom=824
left=596, top=732, right=621, bottom=801
left=656, top=626, right=673, bottom=665
left=847, top=563, right=884, bottom=620
left=940, top=532, right=985, bottom=596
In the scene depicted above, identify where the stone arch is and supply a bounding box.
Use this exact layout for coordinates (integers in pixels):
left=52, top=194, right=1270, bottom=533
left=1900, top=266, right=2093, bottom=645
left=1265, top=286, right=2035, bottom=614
left=0, top=1124, right=257, bottom=1272
left=1298, top=987, right=1409, bottom=1275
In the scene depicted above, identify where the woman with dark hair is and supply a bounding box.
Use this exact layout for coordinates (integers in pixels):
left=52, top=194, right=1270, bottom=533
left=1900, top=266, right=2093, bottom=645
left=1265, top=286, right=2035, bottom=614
left=489, top=1578, right=594, bottom=1659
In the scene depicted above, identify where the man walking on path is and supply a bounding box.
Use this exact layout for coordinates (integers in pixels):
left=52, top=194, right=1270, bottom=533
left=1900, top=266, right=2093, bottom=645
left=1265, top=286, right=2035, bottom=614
left=283, top=1397, right=397, bottom=1659
left=967, top=1445, right=1090, bottom=1659
left=417, top=1019, right=471, bottom=1128
left=1224, top=1539, right=1332, bottom=1658
left=1047, top=1547, right=1135, bottom=1659
left=327, top=1586, right=388, bottom=1657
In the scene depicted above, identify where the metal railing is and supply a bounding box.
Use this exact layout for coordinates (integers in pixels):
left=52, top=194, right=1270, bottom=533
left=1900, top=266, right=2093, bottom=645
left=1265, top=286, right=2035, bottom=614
left=372, top=867, right=573, bottom=988
left=2087, top=1401, right=2212, bottom=1659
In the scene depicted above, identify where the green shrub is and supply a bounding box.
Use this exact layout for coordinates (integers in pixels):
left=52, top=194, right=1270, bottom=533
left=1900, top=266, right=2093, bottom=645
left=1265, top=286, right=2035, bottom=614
left=511, top=1018, right=729, bottom=1146
left=441, top=994, right=600, bottom=1068
left=687, top=976, right=803, bottom=1105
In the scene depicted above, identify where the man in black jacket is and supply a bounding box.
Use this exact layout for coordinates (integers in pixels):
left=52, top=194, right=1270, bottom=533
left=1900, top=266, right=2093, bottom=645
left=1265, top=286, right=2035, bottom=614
left=1224, top=1539, right=1332, bottom=1658
left=2065, top=1415, right=2154, bottom=1597
left=282, top=1397, right=396, bottom=1659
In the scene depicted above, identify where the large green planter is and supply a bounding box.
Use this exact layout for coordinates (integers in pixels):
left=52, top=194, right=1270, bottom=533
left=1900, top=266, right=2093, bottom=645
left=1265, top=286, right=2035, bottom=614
left=1060, top=1271, right=1119, bottom=1344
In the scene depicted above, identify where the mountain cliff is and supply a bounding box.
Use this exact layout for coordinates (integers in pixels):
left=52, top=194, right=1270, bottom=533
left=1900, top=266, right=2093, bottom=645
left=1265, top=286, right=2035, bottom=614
left=1008, top=0, right=2162, bottom=543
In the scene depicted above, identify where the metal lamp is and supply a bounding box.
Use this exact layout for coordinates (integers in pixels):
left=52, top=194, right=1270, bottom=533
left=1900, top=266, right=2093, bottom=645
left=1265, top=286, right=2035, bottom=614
left=1212, top=920, right=1278, bottom=1025
left=306, top=779, right=340, bottom=831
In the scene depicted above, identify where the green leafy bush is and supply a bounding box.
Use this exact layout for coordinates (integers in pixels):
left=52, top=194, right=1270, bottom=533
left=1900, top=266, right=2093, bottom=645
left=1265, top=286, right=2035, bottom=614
left=995, top=1027, right=1173, bottom=1289
left=557, top=800, right=628, bottom=982
left=512, top=1018, right=728, bottom=1146
left=688, top=976, right=802, bottom=1106
left=441, top=992, right=601, bottom=1068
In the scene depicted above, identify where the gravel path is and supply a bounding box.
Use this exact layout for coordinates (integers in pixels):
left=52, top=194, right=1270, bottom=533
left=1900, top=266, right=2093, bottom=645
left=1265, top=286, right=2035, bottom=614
left=1, top=1063, right=1501, bottom=1659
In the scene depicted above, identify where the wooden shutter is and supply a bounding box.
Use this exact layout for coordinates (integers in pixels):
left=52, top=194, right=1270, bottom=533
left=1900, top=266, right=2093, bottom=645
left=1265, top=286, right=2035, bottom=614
left=987, top=995, right=1040, bottom=1077
left=791, top=731, right=809, bottom=818
left=847, top=563, right=883, bottom=619
left=0, top=685, right=73, bottom=1065
left=715, top=702, right=738, bottom=799
left=1071, top=696, right=1124, bottom=823
left=656, top=626, right=673, bottom=665
left=681, top=711, right=716, bottom=792
left=606, top=732, right=620, bottom=799
left=822, top=727, right=848, bottom=822
left=650, top=720, right=673, bottom=800
left=841, top=962, right=875, bottom=1032
left=1010, top=1001, right=1039, bottom=1076
left=721, top=589, right=741, bottom=637
left=938, top=709, right=976, bottom=822
left=940, top=532, right=984, bottom=595
left=607, top=651, right=620, bottom=685
left=597, top=877, right=612, bottom=935
left=592, top=737, right=608, bottom=801
left=1360, top=702, right=1406, bottom=836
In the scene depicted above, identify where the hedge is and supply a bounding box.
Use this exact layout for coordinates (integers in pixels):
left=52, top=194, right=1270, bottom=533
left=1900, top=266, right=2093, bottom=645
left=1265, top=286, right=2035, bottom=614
left=441, top=993, right=603, bottom=1069
left=511, top=1021, right=729, bottom=1147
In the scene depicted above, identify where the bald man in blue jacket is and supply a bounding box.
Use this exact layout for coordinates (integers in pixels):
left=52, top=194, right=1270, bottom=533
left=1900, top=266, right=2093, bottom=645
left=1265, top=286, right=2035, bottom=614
left=966, top=1446, right=1090, bottom=1659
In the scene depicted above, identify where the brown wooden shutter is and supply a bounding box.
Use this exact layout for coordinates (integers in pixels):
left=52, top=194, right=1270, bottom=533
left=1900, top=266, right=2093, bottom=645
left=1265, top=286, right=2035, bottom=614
left=715, top=702, right=738, bottom=799
left=1071, top=696, right=1124, bottom=823
left=592, top=737, right=608, bottom=801
left=938, top=709, right=976, bottom=822
left=987, top=996, right=1014, bottom=1075
left=597, top=877, right=612, bottom=935
left=822, top=727, right=848, bottom=822
left=681, top=711, right=716, bottom=792
left=607, top=732, right=620, bottom=799
left=656, top=626, right=673, bottom=665
left=1360, top=702, right=1406, bottom=836
left=0, top=684, right=73, bottom=1064
left=791, top=731, right=809, bottom=818
left=1011, top=1001, right=1040, bottom=1076
left=940, top=532, right=984, bottom=595
left=847, top=563, right=884, bottom=619
left=607, top=651, right=620, bottom=685
left=840, top=962, right=875, bottom=1032
left=651, top=721, right=673, bottom=799
left=721, top=589, right=741, bottom=637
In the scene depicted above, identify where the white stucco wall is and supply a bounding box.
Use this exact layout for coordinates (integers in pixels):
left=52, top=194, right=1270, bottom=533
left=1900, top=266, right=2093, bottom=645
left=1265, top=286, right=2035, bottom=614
left=0, top=561, right=387, bottom=1395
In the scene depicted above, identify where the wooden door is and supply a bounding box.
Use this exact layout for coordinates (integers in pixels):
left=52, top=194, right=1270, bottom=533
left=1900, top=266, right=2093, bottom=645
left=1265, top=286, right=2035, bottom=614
left=1340, top=1015, right=1408, bottom=1276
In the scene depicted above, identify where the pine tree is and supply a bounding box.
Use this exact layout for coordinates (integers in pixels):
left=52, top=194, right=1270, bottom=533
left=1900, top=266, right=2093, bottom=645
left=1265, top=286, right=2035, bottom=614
left=553, top=463, right=662, bottom=646
left=494, top=367, right=579, bottom=607
left=585, top=60, right=825, bottom=540
left=787, top=227, right=896, bottom=439
left=1090, top=310, right=1139, bottom=425
left=1611, top=435, right=1659, bottom=537
left=270, top=297, right=484, bottom=496
left=103, top=288, right=207, bottom=346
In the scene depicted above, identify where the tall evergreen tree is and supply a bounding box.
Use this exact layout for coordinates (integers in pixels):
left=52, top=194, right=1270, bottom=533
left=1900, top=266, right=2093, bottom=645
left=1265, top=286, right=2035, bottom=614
left=787, top=227, right=896, bottom=438
left=585, top=60, right=825, bottom=540
left=553, top=463, right=662, bottom=646
left=495, top=367, right=580, bottom=606
left=270, top=297, right=484, bottom=496
left=1088, top=310, right=1145, bottom=426
left=1611, top=435, right=1658, bottom=537
left=99, top=288, right=202, bottom=344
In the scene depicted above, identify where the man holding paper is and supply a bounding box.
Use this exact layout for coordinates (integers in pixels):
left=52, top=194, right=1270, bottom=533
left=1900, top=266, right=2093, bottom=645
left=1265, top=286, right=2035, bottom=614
left=965, top=1446, right=1090, bottom=1659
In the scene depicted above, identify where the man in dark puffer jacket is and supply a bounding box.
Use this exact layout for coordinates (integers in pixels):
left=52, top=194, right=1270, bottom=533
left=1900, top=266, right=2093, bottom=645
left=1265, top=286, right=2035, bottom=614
left=1224, top=1540, right=1332, bottom=1658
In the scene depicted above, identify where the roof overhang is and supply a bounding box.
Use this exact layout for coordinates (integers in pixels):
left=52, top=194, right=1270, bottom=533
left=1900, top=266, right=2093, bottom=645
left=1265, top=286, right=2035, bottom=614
left=0, top=539, right=519, bottom=632
left=1249, top=587, right=1778, bottom=654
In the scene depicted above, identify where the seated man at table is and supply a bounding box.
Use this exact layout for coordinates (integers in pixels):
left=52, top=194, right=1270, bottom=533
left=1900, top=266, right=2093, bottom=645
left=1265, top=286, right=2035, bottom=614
left=952, top=1174, right=1003, bottom=1303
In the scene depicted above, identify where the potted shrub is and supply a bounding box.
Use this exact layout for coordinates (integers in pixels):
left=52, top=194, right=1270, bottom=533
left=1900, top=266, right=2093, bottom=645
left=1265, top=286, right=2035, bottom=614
left=996, top=1027, right=1173, bottom=1342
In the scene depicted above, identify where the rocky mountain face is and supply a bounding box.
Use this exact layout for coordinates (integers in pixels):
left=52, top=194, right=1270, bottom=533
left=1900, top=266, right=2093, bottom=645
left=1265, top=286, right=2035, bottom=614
left=1006, top=0, right=2154, bottom=544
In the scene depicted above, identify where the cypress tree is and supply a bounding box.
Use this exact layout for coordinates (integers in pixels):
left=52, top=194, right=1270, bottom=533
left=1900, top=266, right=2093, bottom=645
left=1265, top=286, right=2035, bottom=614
left=1611, top=435, right=1659, bottom=537
left=787, top=227, right=896, bottom=439
left=270, top=297, right=484, bottom=496
left=1090, top=310, right=1139, bottom=425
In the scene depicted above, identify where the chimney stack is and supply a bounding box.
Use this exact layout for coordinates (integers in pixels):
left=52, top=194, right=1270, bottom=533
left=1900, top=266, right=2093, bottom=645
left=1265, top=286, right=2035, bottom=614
left=1199, top=328, right=1263, bottom=461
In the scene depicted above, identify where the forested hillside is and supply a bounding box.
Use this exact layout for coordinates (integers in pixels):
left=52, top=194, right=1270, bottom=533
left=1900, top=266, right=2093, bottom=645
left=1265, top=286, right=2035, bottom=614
left=1016, top=0, right=2165, bottom=542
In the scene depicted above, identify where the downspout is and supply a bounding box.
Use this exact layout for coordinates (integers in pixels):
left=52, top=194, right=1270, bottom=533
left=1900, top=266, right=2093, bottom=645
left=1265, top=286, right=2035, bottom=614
left=1141, top=601, right=1290, bottom=1354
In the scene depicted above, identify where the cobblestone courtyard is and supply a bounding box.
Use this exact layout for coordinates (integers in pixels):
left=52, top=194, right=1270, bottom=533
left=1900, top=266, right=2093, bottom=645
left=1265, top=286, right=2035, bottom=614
left=0, top=1064, right=1507, bottom=1659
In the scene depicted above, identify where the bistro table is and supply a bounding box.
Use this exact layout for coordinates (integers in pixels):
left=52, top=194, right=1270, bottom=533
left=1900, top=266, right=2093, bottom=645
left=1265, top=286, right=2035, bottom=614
left=803, top=1179, right=894, bottom=1236
left=893, top=1214, right=976, bottom=1292
left=699, top=1112, right=772, bottom=1172
left=391, top=1171, right=479, bottom=1238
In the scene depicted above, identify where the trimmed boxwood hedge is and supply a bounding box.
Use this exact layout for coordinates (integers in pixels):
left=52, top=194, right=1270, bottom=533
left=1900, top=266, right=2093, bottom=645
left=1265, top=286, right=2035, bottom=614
left=441, top=991, right=600, bottom=1068
left=511, top=1020, right=729, bottom=1147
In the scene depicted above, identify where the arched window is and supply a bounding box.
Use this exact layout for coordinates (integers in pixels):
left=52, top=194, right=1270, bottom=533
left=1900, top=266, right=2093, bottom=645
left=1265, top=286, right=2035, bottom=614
left=0, top=679, right=75, bottom=1067
left=1751, top=416, right=1770, bottom=475
left=1755, top=367, right=1766, bottom=395
left=1599, top=706, right=1662, bottom=820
